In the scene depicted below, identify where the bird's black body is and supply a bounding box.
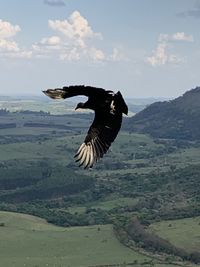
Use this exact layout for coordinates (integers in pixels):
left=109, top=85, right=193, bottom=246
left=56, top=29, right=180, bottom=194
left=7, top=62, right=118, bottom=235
left=43, top=85, right=128, bottom=168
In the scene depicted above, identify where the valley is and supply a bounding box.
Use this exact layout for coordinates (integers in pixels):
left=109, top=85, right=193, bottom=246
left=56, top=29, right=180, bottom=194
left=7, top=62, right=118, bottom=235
left=0, top=91, right=200, bottom=266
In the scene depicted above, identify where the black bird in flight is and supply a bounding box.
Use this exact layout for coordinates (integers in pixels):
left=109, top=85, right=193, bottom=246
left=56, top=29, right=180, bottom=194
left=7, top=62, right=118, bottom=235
left=43, top=85, right=128, bottom=169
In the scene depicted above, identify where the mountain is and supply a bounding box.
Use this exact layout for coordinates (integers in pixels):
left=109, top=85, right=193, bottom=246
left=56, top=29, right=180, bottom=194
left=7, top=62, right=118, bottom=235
left=124, top=86, right=200, bottom=140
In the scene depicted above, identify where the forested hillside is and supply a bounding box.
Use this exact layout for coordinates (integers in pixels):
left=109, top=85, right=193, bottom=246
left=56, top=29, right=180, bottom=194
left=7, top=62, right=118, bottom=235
left=124, top=87, right=200, bottom=140
left=0, top=102, right=200, bottom=265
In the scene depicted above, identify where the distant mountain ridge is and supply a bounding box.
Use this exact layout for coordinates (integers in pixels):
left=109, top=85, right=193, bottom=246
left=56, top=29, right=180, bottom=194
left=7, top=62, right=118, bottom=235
left=124, top=86, right=200, bottom=140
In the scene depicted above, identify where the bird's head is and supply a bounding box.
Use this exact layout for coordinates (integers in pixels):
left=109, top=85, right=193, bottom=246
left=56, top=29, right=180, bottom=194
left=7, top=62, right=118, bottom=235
left=75, top=102, right=85, bottom=110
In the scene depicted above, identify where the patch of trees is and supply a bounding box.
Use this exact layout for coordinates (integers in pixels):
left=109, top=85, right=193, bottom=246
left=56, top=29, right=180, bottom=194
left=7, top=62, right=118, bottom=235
left=124, top=86, right=200, bottom=140
left=0, top=134, right=54, bottom=145
left=116, top=164, right=200, bottom=202
left=0, top=164, right=51, bottom=190
left=0, top=160, right=94, bottom=203
left=0, top=174, right=94, bottom=203
left=0, top=202, right=111, bottom=227
left=140, top=204, right=200, bottom=223
left=114, top=217, right=200, bottom=264
left=24, top=122, right=71, bottom=130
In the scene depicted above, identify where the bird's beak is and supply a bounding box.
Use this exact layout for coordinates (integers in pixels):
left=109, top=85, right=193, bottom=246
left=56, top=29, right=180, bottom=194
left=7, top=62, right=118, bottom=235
left=75, top=106, right=79, bottom=110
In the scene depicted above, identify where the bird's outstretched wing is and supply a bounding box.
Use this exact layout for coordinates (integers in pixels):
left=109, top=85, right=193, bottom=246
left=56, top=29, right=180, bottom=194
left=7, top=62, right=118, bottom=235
left=74, top=110, right=122, bottom=168
left=43, top=85, right=109, bottom=99
left=43, top=85, right=128, bottom=169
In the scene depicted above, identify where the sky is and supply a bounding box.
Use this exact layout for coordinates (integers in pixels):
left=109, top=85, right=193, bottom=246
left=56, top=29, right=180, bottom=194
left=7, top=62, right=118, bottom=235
left=0, top=0, right=200, bottom=98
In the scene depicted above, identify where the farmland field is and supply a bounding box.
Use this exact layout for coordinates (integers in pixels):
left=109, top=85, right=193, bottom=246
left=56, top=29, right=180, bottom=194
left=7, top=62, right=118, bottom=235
left=149, top=217, right=200, bottom=253
left=0, top=109, right=200, bottom=266
left=0, top=211, right=150, bottom=267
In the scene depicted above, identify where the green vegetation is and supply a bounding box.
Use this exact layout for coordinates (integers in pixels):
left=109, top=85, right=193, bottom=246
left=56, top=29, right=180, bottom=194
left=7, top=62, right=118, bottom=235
left=149, top=217, right=200, bottom=253
left=114, top=217, right=200, bottom=264
left=0, top=211, right=149, bottom=267
left=0, top=95, right=200, bottom=266
left=124, top=86, right=200, bottom=140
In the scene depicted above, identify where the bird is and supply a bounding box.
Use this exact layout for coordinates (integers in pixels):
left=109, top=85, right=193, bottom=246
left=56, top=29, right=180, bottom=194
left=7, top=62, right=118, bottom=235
left=43, top=85, right=128, bottom=169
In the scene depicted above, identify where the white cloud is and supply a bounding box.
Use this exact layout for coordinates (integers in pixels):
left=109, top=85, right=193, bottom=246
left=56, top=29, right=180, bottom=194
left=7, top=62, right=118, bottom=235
left=41, top=36, right=61, bottom=46
left=48, top=11, right=102, bottom=48
left=0, top=12, right=125, bottom=63
left=0, top=39, right=19, bottom=52
left=147, top=31, right=193, bottom=67
left=88, top=47, right=105, bottom=61
left=0, top=19, right=32, bottom=58
left=0, top=19, right=21, bottom=39
left=0, top=20, right=20, bottom=53
left=60, top=48, right=80, bottom=61
left=159, top=32, right=194, bottom=42
left=34, top=11, right=107, bottom=62
left=172, top=32, right=193, bottom=42
left=146, top=43, right=168, bottom=66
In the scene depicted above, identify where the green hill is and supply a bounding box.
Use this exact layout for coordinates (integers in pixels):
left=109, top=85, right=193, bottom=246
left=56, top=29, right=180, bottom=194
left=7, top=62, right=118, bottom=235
left=149, top=216, right=200, bottom=253
left=124, top=86, right=200, bottom=140
left=0, top=211, right=150, bottom=267
left=0, top=109, right=200, bottom=265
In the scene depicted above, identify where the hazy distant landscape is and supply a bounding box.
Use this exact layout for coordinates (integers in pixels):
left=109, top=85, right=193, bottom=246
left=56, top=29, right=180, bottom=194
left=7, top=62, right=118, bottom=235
left=0, top=95, right=167, bottom=116
left=0, top=87, right=200, bottom=266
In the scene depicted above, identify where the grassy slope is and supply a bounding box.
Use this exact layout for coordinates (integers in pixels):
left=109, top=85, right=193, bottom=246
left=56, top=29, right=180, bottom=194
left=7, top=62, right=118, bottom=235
left=0, top=112, right=200, bottom=266
left=149, top=217, right=200, bottom=252
left=0, top=211, right=149, bottom=267
left=67, top=197, right=138, bottom=214
left=1, top=112, right=200, bottom=173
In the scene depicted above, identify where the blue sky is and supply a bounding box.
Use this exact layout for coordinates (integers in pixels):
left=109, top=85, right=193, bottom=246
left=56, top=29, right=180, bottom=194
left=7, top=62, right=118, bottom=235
left=0, top=0, right=200, bottom=97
